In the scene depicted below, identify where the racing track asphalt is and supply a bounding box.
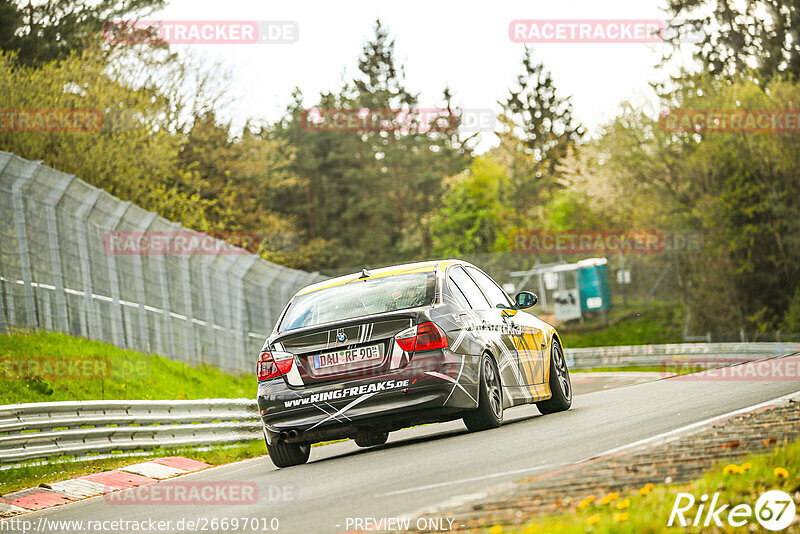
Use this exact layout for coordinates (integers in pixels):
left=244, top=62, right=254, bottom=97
left=10, top=358, right=800, bottom=534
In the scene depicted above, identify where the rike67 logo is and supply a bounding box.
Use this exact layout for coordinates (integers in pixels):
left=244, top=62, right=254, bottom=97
left=669, top=490, right=796, bottom=530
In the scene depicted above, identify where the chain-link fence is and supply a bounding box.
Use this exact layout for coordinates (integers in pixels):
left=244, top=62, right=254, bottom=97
left=0, top=151, right=324, bottom=375
left=458, top=251, right=682, bottom=311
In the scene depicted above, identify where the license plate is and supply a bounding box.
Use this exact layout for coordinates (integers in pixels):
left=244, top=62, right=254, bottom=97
left=313, top=345, right=382, bottom=371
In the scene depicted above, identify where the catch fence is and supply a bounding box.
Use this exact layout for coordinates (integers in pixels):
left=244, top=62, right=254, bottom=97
left=0, top=152, right=323, bottom=375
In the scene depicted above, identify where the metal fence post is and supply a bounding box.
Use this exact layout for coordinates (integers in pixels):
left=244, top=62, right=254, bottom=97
left=212, top=254, right=237, bottom=372
left=0, top=153, right=14, bottom=332
left=11, top=160, right=42, bottom=329
left=229, top=255, right=258, bottom=374
left=179, top=253, right=196, bottom=363
left=259, top=267, right=282, bottom=336
left=74, top=189, right=102, bottom=339
left=140, top=214, right=174, bottom=357
left=43, top=172, right=74, bottom=333
left=171, top=222, right=196, bottom=364
left=199, top=254, right=217, bottom=367
left=105, top=201, right=132, bottom=349
left=129, top=212, right=156, bottom=353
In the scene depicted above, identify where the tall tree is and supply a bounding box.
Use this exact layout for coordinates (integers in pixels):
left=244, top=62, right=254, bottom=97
left=663, top=0, right=800, bottom=83
left=0, top=0, right=166, bottom=66
left=496, top=47, right=583, bottom=222
left=272, top=20, right=471, bottom=269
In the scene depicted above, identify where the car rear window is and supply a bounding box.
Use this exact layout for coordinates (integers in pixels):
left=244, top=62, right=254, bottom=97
left=278, top=272, right=435, bottom=332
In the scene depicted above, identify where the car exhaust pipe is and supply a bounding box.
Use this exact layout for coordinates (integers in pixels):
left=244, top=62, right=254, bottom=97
left=287, top=429, right=300, bottom=439
left=278, top=431, right=289, bottom=441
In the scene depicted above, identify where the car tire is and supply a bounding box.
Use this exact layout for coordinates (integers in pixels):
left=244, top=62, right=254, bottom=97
left=354, top=432, right=389, bottom=447
left=266, top=439, right=310, bottom=468
left=536, top=339, right=572, bottom=414
left=463, top=353, right=503, bottom=431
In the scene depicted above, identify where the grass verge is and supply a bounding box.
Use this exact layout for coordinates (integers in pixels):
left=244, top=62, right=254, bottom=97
left=0, top=330, right=253, bottom=404
left=483, top=437, right=799, bottom=533
left=560, top=302, right=684, bottom=348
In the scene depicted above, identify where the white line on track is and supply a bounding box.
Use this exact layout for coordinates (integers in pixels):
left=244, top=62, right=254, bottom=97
left=379, top=463, right=563, bottom=497
left=384, top=388, right=800, bottom=500
left=580, top=388, right=800, bottom=461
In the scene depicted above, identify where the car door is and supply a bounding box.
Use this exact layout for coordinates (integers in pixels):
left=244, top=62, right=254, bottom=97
left=446, top=266, right=525, bottom=389
left=464, top=266, right=547, bottom=389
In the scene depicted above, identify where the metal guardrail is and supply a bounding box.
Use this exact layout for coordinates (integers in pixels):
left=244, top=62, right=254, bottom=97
left=565, top=342, right=799, bottom=369
left=1, top=343, right=797, bottom=464
left=0, top=399, right=260, bottom=464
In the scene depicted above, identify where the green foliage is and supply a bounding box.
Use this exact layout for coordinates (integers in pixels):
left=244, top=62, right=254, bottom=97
left=0, top=48, right=230, bottom=233
left=542, top=190, right=607, bottom=231
left=592, top=75, right=800, bottom=334
left=780, top=288, right=800, bottom=332
left=0, top=0, right=167, bottom=67
left=663, top=0, right=800, bottom=83
left=561, top=304, right=685, bottom=348
left=431, top=156, right=510, bottom=256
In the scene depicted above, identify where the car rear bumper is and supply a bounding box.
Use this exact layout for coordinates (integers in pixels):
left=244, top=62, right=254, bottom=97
left=257, top=349, right=479, bottom=444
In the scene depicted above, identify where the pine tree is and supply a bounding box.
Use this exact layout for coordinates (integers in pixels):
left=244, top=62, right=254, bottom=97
left=497, top=47, right=582, bottom=221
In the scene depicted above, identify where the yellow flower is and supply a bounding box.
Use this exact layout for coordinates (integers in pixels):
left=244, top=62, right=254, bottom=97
left=488, top=526, right=503, bottom=534
left=617, top=499, right=630, bottom=509
left=774, top=467, right=789, bottom=478
left=723, top=464, right=740, bottom=474
left=740, top=462, right=751, bottom=471
left=639, top=483, right=655, bottom=496
left=600, top=492, right=619, bottom=505
left=578, top=496, right=595, bottom=510
left=613, top=513, right=629, bottom=522
left=587, top=515, right=601, bottom=525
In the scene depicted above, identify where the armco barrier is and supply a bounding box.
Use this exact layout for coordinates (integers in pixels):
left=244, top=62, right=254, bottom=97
left=0, top=399, right=260, bottom=464
left=2, top=343, right=797, bottom=464
left=564, top=342, right=798, bottom=369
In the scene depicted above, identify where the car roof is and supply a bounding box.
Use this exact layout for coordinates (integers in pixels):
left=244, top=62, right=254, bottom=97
left=294, top=259, right=463, bottom=297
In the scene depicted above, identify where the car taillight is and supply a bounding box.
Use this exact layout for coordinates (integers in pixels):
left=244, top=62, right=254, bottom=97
left=256, top=351, right=294, bottom=381
left=395, top=322, right=448, bottom=353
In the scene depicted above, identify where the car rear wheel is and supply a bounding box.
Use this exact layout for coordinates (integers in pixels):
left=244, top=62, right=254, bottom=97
left=536, top=339, right=572, bottom=414
left=266, top=439, right=310, bottom=468
left=354, top=432, right=389, bottom=447
left=463, top=353, right=503, bottom=431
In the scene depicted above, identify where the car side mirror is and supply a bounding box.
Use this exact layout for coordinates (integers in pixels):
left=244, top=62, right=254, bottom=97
left=513, top=291, right=538, bottom=309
